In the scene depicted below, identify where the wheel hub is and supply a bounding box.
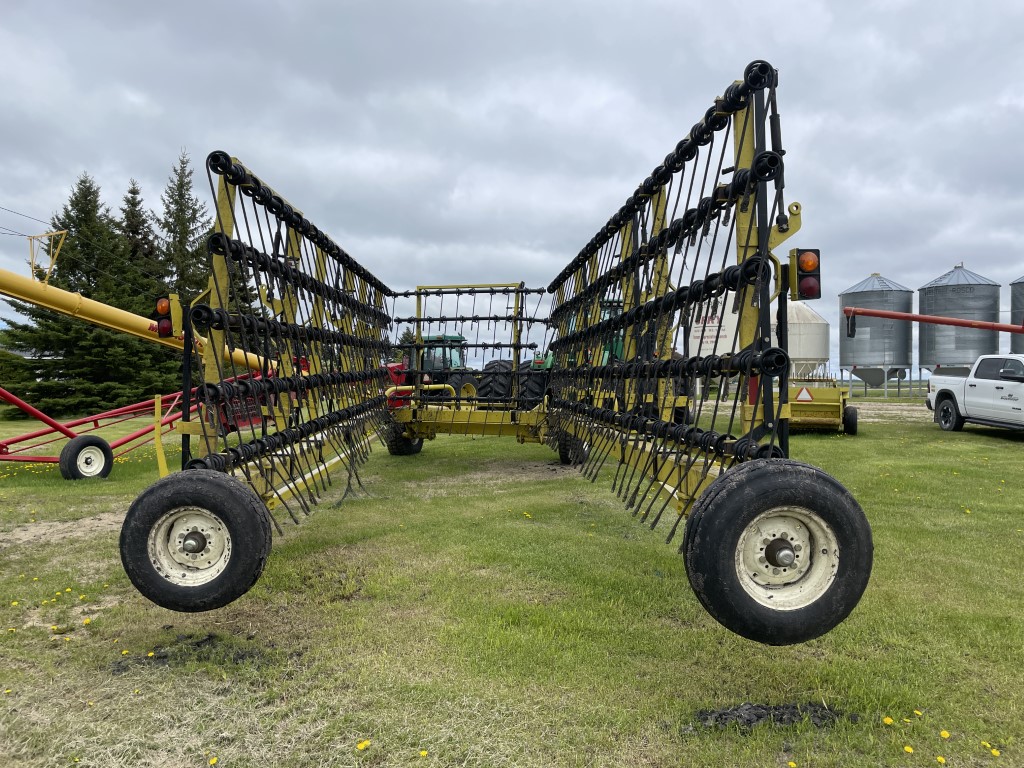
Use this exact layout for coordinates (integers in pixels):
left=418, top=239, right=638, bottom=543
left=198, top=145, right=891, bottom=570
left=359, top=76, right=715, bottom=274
left=147, top=507, right=232, bottom=586
left=735, top=506, right=840, bottom=611
left=181, top=531, right=208, bottom=554
left=764, top=537, right=796, bottom=567
left=77, top=446, right=106, bottom=477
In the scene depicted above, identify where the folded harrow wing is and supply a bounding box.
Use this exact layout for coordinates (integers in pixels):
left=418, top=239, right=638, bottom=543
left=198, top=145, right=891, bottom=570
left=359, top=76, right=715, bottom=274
left=119, top=60, right=872, bottom=645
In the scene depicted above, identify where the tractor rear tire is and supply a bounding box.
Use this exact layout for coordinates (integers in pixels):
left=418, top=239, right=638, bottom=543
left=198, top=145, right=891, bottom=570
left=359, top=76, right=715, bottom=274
left=842, top=405, right=858, bottom=435
left=518, top=369, right=547, bottom=410
left=59, top=435, right=114, bottom=480
left=477, top=359, right=513, bottom=405
left=119, top=469, right=273, bottom=612
left=447, top=374, right=480, bottom=406
left=683, top=458, right=872, bottom=645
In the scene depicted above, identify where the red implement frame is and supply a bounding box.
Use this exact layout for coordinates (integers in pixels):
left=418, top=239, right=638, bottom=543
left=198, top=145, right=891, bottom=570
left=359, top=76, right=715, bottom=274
left=0, top=387, right=190, bottom=464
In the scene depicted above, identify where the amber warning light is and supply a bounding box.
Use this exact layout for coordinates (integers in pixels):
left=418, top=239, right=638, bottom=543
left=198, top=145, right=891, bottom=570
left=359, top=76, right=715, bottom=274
left=789, top=248, right=821, bottom=301
left=153, top=296, right=174, bottom=337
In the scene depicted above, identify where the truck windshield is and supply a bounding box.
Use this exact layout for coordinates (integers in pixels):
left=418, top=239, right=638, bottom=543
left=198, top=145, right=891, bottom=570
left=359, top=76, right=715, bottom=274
left=450, top=346, right=465, bottom=368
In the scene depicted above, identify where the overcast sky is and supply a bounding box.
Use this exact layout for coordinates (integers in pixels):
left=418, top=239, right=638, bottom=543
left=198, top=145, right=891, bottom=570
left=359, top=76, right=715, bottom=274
left=2, top=0, right=1023, bottom=370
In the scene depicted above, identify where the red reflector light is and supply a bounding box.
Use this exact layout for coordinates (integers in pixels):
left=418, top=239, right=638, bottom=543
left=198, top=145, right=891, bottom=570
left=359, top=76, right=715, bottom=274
left=798, top=276, right=821, bottom=299
left=156, top=318, right=173, bottom=337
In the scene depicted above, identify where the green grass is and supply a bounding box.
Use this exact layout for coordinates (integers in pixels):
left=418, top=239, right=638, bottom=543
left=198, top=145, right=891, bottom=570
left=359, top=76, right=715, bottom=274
left=0, top=420, right=1022, bottom=767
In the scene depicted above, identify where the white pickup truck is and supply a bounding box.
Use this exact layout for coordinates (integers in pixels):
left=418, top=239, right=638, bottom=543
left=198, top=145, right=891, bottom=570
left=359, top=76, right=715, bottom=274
left=926, top=354, right=1024, bottom=431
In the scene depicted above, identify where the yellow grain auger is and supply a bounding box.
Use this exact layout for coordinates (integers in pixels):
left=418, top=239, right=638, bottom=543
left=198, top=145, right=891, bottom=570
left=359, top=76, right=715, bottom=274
left=119, top=61, right=872, bottom=645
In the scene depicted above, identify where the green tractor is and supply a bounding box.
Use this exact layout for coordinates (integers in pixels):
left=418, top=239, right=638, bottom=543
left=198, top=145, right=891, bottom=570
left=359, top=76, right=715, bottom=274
left=419, top=334, right=480, bottom=404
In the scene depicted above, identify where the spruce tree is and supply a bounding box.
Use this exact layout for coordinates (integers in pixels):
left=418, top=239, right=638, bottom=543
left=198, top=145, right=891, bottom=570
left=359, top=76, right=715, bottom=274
left=115, top=179, right=182, bottom=396
left=0, top=175, right=184, bottom=417
left=156, top=150, right=212, bottom=300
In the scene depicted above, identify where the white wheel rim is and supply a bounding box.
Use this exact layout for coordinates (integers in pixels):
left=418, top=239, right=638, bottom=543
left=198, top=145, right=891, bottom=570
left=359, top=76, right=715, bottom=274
left=76, top=446, right=106, bottom=477
left=148, top=506, right=232, bottom=586
left=735, top=506, right=839, bottom=611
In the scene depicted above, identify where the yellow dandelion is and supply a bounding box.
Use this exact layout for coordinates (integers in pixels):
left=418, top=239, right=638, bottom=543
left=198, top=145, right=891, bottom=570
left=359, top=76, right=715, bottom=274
left=209, top=758, right=218, bottom=766
left=87, top=701, right=94, bottom=706
left=883, top=716, right=894, bottom=725
left=937, top=758, right=946, bottom=765
left=914, top=710, right=923, bottom=716
left=3, top=689, right=11, bottom=694
left=103, top=584, right=109, bottom=588
left=79, top=595, right=86, bottom=600
left=64, top=637, right=70, bottom=643
left=357, top=739, right=371, bottom=750
left=982, top=742, right=992, bottom=748
left=421, top=750, right=429, bottom=757
left=905, top=746, right=914, bottom=754
left=992, top=749, right=1001, bottom=756
left=940, top=730, right=950, bottom=739
left=51, top=625, right=58, bottom=632
left=64, top=588, right=71, bottom=593
left=788, top=762, right=797, bottom=768
left=10, top=601, right=18, bottom=607
left=7, top=628, right=15, bottom=634
left=121, top=650, right=129, bottom=656
left=147, top=652, right=155, bottom=658
left=903, top=718, right=912, bottom=723
left=83, top=618, right=91, bottom=625
left=133, top=689, right=140, bottom=694
left=32, top=577, right=38, bottom=582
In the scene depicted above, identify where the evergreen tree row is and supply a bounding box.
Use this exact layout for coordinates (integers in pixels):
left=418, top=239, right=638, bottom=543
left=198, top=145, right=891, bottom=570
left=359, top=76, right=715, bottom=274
left=0, top=151, right=212, bottom=418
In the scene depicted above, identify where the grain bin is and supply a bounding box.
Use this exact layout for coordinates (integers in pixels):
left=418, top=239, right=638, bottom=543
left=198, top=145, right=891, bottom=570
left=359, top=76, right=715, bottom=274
left=1012, top=274, right=1024, bottom=355
left=919, top=265, right=1000, bottom=373
left=839, top=273, right=912, bottom=387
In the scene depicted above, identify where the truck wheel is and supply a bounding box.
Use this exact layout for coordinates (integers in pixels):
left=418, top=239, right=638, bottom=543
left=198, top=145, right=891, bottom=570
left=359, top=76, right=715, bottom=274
left=683, top=459, right=872, bottom=645
left=119, top=470, right=273, bottom=612
left=842, top=406, right=858, bottom=435
left=59, top=435, right=114, bottom=480
left=936, top=398, right=965, bottom=432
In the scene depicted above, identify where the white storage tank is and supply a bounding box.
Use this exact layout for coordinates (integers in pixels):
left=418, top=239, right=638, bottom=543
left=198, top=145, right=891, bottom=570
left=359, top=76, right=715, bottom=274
left=688, top=303, right=829, bottom=377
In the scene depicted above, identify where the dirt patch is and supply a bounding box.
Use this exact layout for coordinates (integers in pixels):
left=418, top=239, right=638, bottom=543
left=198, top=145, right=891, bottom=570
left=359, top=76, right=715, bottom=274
left=850, top=400, right=932, bottom=424
left=0, top=512, right=124, bottom=550
left=461, top=460, right=581, bottom=484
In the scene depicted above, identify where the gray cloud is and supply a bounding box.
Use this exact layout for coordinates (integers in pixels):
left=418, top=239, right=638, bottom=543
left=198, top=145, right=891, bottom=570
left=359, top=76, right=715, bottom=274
left=2, top=0, right=1023, bottom=369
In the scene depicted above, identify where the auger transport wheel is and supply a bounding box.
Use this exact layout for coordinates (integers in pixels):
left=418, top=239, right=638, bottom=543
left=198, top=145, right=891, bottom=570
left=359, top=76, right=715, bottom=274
left=59, top=435, right=114, bottom=480
left=120, top=470, right=273, bottom=612
left=683, top=459, right=872, bottom=645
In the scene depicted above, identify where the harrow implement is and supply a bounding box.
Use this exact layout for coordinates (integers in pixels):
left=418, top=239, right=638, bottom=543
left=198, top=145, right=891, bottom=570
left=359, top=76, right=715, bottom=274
left=118, top=61, right=872, bottom=645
